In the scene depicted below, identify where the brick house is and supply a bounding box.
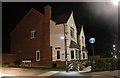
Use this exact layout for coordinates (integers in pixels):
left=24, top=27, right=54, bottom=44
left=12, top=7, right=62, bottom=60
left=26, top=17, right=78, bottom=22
left=10, top=5, right=88, bottom=68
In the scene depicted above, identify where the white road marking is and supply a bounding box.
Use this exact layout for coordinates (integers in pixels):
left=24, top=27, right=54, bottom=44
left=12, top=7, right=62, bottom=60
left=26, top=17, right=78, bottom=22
left=38, top=71, right=59, bottom=76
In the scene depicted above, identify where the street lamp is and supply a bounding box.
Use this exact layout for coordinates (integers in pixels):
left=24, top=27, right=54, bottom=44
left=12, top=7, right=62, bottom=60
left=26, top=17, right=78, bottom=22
left=64, top=23, right=68, bottom=72
left=113, top=44, right=117, bottom=58
left=112, top=0, right=120, bottom=6
left=60, top=36, right=64, bottom=40
left=89, top=37, right=95, bottom=71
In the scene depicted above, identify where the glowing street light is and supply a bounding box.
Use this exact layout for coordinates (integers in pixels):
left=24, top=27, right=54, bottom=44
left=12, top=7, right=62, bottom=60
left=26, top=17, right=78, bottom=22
left=60, top=36, right=64, bottom=39
left=114, top=55, right=117, bottom=59
left=112, top=0, right=120, bottom=6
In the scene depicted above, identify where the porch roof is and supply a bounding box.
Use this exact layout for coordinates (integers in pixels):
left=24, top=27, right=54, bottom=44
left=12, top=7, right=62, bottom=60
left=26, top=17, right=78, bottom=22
left=70, top=40, right=79, bottom=49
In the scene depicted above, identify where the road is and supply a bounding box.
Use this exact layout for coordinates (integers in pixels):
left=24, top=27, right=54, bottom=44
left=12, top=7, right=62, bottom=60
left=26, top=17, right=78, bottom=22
left=1, top=67, right=48, bottom=77
left=0, top=67, right=119, bottom=78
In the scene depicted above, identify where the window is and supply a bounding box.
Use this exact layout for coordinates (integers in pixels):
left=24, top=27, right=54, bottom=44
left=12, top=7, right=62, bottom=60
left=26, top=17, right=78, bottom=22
left=31, top=30, right=36, bottom=39
left=82, top=36, right=84, bottom=45
left=76, top=50, right=78, bottom=59
left=36, top=50, right=40, bottom=61
left=71, top=50, right=74, bottom=59
left=70, top=27, right=75, bottom=39
left=79, top=51, right=80, bottom=60
left=83, top=53, right=85, bottom=59
left=57, top=51, right=60, bottom=59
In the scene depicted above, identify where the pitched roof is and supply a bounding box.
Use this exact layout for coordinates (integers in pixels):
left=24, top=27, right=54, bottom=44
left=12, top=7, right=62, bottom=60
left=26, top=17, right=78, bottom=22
left=70, top=40, right=79, bottom=49
left=52, top=12, right=71, bottom=24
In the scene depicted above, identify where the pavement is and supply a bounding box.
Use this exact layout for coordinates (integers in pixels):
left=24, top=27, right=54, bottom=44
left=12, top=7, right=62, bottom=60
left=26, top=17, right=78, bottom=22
left=50, top=71, right=119, bottom=78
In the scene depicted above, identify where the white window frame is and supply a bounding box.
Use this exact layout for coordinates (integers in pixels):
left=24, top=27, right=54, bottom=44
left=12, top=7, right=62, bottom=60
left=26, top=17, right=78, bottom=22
left=31, top=30, right=36, bottom=39
left=36, top=50, right=40, bottom=61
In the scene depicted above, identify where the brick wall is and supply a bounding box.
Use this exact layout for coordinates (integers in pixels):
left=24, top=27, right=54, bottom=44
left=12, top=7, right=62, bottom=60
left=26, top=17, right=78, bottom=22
left=10, top=5, right=52, bottom=68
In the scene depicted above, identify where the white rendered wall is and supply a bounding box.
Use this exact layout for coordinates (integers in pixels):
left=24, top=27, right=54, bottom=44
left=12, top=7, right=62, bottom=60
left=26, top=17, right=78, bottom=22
left=79, top=26, right=88, bottom=60
left=67, top=12, right=77, bottom=44
left=80, top=26, right=86, bottom=47
left=50, top=20, right=65, bottom=61
left=50, top=12, right=79, bottom=62
left=66, top=12, right=78, bottom=61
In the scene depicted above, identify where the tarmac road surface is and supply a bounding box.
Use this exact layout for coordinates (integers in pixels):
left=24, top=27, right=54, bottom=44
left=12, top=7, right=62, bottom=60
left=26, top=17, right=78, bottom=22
left=1, top=67, right=119, bottom=78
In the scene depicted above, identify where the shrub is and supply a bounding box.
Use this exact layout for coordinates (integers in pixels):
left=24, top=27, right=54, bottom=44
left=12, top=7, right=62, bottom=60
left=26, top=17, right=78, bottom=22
left=90, top=58, right=119, bottom=72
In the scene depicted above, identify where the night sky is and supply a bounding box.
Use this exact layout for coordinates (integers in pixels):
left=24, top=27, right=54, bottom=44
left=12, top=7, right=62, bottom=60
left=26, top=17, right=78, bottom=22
left=2, top=2, right=119, bottom=57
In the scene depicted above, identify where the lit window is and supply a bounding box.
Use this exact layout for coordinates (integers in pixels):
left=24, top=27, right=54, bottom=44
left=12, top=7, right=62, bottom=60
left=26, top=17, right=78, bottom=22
left=31, top=30, right=36, bottom=39
left=36, top=50, right=40, bottom=61
left=70, top=27, right=75, bottom=39
left=71, top=50, right=74, bottom=59
left=57, top=50, right=60, bottom=59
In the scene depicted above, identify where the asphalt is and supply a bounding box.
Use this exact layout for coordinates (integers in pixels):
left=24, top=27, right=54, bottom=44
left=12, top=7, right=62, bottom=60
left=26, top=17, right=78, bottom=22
left=1, top=67, right=120, bottom=78
left=1, top=67, right=48, bottom=76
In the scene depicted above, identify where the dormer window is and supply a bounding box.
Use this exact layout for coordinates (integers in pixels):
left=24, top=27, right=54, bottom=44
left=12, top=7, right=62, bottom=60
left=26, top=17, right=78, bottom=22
left=31, top=30, right=36, bottom=39
left=70, top=27, right=75, bottom=39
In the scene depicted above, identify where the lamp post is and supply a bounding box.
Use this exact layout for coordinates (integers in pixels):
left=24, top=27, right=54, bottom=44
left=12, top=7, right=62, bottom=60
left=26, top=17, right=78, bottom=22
left=64, top=23, right=68, bottom=72
left=89, top=37, right=95, bottom=71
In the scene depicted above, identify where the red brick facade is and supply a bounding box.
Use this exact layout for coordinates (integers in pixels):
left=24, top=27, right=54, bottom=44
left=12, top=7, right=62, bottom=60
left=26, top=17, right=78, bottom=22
left=11, top=6, right=52, bottom=68
left=2, top=54, right=17, bottom=66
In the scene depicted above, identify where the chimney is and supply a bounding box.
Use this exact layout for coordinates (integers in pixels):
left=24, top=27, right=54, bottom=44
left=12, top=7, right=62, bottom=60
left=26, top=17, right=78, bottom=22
left=44, top=5, right=51, bottom=19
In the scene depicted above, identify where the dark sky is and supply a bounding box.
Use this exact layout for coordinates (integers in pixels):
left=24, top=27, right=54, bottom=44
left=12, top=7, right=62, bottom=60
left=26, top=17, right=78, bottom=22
left=2, top=2, right=119, bottom=56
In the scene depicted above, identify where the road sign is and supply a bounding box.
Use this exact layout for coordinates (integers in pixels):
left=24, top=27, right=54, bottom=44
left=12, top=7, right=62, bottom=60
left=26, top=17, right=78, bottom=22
left=89, top=38, right=95, bottom=44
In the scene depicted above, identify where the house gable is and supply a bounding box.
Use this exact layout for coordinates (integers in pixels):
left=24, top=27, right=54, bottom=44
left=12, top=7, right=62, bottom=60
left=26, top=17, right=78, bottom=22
left=80, top=25, right=85, bottom=38
left=10, top=8, right=44, bottom=36
left=10, top=5, right=52, bottom=67
left=66, top=11, right=78, bottom=46
left=79, top=25, right=86, bottom=47
left=67, top=11, right=77, bottom=31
